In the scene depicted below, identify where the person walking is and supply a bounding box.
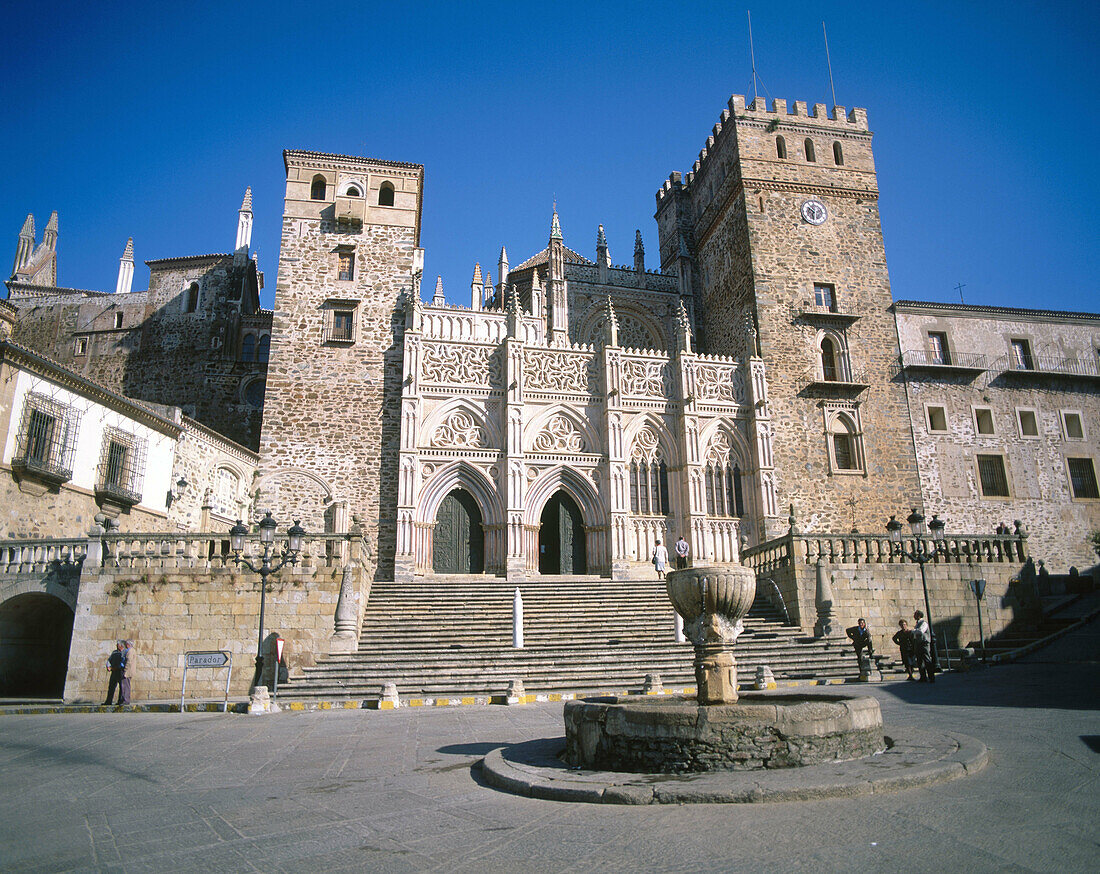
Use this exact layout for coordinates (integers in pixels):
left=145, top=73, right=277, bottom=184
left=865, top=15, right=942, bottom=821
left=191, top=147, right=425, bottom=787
left=892, top=619, right=917, bottom=681
left=103, top=641, right=125, bottom=705
left=912, top=611, right=935, bottom=683
left=652, top=540, right=669, bottom=581
left=674, top=535, right=689, bottom=570
left=120, top=639, right=136, bottom=704
left=845, top=618, right=874, bottom=661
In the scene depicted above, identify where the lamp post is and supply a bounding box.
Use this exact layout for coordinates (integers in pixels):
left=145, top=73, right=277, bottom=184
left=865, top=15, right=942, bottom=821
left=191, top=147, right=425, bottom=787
left=887, top=509, right=948, bottom=664
left=230, top=513, right=305, bottom=689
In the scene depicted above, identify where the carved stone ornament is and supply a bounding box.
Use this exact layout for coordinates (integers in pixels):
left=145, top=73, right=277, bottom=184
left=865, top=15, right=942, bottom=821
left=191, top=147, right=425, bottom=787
left=524, top=349, right=596, bottom=393
left=705, top=430, right=732, bottom=465
left=630, top=425, right=661, bottom=462
left=421, top=343, right=498, bottom=387
left=695, top=364, right=745, bottom=404
left=532, top=414, right=585, bottom=453
left=621, top=358, right=671, bottom=397
left=431, top=411, right=485, bottom=448
left=587, top=312, right=656, bottom=350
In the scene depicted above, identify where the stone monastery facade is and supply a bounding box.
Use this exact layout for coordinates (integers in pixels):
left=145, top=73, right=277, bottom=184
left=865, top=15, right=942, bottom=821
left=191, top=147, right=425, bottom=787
left=6, top=94, right=1100, bottom=579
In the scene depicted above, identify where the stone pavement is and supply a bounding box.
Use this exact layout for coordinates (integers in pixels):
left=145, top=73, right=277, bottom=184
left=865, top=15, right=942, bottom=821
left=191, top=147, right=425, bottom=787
left=0, top=621, right=1096, bottom=873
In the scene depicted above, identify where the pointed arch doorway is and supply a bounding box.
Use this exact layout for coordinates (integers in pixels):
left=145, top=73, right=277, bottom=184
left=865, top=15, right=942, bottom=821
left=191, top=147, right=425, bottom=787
left=433, top=489, right=484, bottom=574
left=539, top=491, right=587, bottom=575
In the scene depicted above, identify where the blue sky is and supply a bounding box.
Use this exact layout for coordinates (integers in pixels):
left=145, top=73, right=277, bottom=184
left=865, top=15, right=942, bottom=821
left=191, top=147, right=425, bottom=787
left=2, top=0, right=1097, bottom=313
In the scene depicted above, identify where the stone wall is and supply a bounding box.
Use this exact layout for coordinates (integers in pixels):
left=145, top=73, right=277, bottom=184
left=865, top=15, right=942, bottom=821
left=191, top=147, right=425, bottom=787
left=165, top=418, right=259, bottom=533
left=61, top=534, right=368, bottom=702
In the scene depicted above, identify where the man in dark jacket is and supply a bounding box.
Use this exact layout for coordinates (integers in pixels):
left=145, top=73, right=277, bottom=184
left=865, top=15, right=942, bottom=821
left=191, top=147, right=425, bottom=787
left=892, top=619, right=917, bottom=680
left=846, top=618, right=874, bottom=661
left=103, top=641, right=125, bottom=705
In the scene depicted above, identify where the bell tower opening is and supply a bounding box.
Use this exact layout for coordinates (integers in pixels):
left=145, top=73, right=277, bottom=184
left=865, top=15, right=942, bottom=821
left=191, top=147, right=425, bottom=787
left=432, top=488, right=484, bottom=574
left=538, top=491, right=587, bottom=575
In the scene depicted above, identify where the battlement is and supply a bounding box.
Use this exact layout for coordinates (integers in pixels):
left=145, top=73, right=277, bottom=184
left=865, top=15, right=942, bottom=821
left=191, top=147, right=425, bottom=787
left=656, top=94, right=870, bottom=205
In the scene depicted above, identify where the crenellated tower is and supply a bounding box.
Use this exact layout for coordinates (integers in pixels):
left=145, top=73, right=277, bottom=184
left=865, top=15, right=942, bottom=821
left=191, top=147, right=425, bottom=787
left=656, top=95, right=920, bottom=538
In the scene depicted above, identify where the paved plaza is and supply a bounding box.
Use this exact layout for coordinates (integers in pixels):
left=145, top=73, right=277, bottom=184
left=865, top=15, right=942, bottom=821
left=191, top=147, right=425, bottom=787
left=1, top=623, right=1097, bottom=873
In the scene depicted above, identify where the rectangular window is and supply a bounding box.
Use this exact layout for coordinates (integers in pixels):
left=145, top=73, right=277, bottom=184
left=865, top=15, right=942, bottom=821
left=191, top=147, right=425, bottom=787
left=1016, top=409, right=1039, bottom=438
left=337, top=252, right=354, bottom=281
left=926, top=406, right=948, bottom=432
left=96, top=428, right=148, bottom=504
left=75, top=337, right=88, bottom=356
left=928, top=332, right=950, bottom=365
left=833, top=433, right=856, bottom=470
left=974, top=408, right=995, bottom=435
left=104, top=441, right=128, bottom=488
left=1067, top=458, right=1099, bottom=499
left=1062, top=411, right=1085, bottom=440
left=1010, top=338, right=1033, bottom=370
left=977, top=454, right=1010, bottom=497
left=332, top=311, right=354, bottom=341
left=114, top=312, right=124, bottom=329
left=813, top=283, right=836, bottom=311
left=13, top=394, right=81, bottom=482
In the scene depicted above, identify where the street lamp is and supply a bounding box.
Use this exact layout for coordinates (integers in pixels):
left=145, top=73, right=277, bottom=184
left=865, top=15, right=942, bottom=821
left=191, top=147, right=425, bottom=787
left=888, top=509, right=949, bottom=666
left=230, top=513, right=305, bottom=688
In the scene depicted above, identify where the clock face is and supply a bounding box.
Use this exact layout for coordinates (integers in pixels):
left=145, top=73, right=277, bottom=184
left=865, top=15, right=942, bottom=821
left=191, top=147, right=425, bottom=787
left=801, top=199, right=827, bottom=225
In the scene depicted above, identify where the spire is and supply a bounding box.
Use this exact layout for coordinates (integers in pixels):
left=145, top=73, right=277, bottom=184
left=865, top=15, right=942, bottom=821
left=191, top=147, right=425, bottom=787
left=471, top=262, right=482, bottom=284
left=235, top=186, right=254, bottom=260
left=471, top=262, right=483, bottom=310
left=634, top=229, right=645, bottom=273
left=676, top=298, right=693, bottom=354
left=498, top=245, right=509, bottom=291
left=432, top=275, right=445, bottom=306
left=603, top=295, right=619, bottom=347
left=19, top=214, right=34, bottom=240
left=13, top=214, right=35, bottom=276
left=597, top=224, right=607, bottom=248
left=116, top=237, right=135, bottom=294
left=505, top=283, right=521, bottom=338
left=43, top=211, right=58, bottom=250
left=550, top=204, right=562, bottom=241
left=596, top=223, right=610, bottom=274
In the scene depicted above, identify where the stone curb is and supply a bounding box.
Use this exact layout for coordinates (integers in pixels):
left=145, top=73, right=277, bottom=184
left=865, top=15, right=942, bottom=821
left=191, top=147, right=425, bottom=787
left=0, top=677, right=863, bottom=717
left=480, top=727, right=988, bottom=804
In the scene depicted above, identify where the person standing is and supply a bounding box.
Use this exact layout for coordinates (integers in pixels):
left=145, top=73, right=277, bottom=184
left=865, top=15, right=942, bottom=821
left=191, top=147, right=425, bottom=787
left=652, top=540, right=669, bottom=581
left=674, top=535, right=689, bottom=570
left=103, top=641, right=125, bottom=705
left=845, top=618, right=874, bottom=661
left=912, top=611, right=935, bottom=683
left=892, top=619, right=917, bottom=681
left=120, top=639, right=136, bottom=704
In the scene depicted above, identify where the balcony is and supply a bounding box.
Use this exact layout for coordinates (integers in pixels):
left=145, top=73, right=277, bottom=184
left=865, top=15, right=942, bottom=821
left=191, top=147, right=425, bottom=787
left=998, top=353, right=1100, bottom=381
left=95, top=481, right=143, bottom=512
left=899, top=349, right=988, bottom=376
left=334, top=195, right=365, bottom=226
left=11, top=455, right=73, bottom=488
left=806, top=364, right=870, bottom=394
left=798, top=308, right=861, bottom=326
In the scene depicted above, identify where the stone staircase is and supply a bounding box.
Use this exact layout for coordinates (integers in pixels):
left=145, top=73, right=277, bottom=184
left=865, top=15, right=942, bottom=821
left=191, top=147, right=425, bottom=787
left=284, top=575, right=862, bottom=700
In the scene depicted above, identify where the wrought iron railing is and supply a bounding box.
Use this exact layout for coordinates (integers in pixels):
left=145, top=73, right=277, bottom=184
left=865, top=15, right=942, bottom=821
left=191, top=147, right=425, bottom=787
left=900, top=350, right=988, bottom=370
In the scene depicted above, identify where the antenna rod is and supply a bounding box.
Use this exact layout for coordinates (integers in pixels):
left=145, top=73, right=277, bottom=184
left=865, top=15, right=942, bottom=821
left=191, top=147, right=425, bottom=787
left=823, top=21, right=837, bottom=109
left=748, top=10, right=759, bottom=103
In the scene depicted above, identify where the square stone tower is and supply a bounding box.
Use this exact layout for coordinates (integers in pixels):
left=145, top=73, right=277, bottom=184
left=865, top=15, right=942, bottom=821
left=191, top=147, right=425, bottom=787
left=656, top=96, right=921, bottom=538
left=259, top=151, right=423, bottom=577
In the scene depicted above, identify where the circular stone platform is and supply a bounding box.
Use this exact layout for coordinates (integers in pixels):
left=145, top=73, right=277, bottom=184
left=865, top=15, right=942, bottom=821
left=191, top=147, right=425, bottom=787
left=481, top=726, right=988, bottom=805
left=564, top=693, right=885, bottom=772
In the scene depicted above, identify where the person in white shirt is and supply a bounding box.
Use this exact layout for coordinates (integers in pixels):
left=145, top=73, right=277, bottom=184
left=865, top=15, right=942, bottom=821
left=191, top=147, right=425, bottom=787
left=652, top=541, right=669, bottom=580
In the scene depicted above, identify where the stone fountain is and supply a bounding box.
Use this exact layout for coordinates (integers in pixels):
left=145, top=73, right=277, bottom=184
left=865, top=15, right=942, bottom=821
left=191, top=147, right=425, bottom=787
left=563, top=563, right=886, bottom=772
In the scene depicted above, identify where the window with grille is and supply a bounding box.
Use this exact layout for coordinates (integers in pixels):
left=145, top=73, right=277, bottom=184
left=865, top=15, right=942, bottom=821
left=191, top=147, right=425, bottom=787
left=322, top=302, right=358, bottom=344
left=1067, top=458, right=1099, bottom=499
left=13, top=393, right=81, bottom=483
left=332, top=312, right=354, bottom=341
left=977, top=454, right=1010, bottom=497
left=96, top=428, right=147, bottom=505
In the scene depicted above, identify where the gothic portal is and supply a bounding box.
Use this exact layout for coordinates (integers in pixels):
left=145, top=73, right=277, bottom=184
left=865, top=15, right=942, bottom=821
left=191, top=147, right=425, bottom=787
left=538, top=491, right=586, bottom=575
left=432, top=489, right=484, bottom=574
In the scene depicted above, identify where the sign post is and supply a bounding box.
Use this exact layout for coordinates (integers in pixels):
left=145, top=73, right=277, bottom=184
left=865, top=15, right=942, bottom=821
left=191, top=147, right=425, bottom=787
left=181, top=651, right=232, bottom=713
left=969, top=579, right=987, bottom=662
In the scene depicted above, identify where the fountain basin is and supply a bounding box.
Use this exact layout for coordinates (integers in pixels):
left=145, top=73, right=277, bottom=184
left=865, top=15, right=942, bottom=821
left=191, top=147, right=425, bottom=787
left=564, top=692, right=885, bottom=773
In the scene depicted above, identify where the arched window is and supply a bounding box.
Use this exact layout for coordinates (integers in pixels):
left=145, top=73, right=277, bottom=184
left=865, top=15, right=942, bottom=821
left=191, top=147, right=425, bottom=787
left=628, top=426, right=670, bottom=516
left=257, top=334, right=270, bottom=363
left=311, top=175, right=327, bottom=200
left=703, top=432, right=744, bottom=517
left=212, top=467, right=240, bottom=518
left=833, top=141, right=844, bottom=165
left=829, top=414, right=861, bottom=471
left=378, top=181, right=395, bottom=206
left=240, top=334, right=255, bottom=361
left=805, top=139, right=816, bottom=162
left=184, top=282, right=199, bottom=313
left=821, top=337, right=839, bottom=381
left=244, top=379, right=265, bottom=408
left=344, top=184, right=361, bottom=197
left=776, top=136, right=787, bottom=159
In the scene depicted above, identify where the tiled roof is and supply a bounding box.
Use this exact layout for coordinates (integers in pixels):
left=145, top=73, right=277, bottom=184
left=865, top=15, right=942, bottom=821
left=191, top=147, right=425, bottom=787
left=894, top=299, right=1100, bottom=322
left=513, top=245, right=594, bottom=271
left=283, top=150, right=423, bottom=171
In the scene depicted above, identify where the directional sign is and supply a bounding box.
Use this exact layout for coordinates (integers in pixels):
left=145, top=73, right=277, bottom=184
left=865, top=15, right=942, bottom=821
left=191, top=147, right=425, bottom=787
left=185, top=651, right=230, bottom=668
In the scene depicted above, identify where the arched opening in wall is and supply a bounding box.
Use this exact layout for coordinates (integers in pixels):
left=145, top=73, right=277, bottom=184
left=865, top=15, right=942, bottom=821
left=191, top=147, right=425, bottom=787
left=805, top=139, right=816, bottom=162
left=243, top=379, right=265, bottom=409
left=0, top=594, right=74, bottom=698
left=311, top=175, right=327, bottom=200
left=378, top=181, right=395, bottom=206
left=433, top=488, right=484, bottom=574
left=185, top=282, right=200, bottom=313
left=257, top=334, right=270, bottom=363
left=241, top=334, right=255, bottom=361
left=538, top=491, right=586, bottom=575
left=829, top=414, right=862, bottom=472
left=820, top=336, right=843, bottom=381
left=344, top=184, right=361, bottom=197
left=775, top=136, right=786, bottom=159
left=833, top=141, right=844, bottom=165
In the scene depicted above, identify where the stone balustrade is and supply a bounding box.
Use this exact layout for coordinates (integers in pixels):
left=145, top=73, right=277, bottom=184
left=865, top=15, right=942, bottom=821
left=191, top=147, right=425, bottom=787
left=100, top=532, right=362, bottom=571
left=0, top=538, right=88, bottom=575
